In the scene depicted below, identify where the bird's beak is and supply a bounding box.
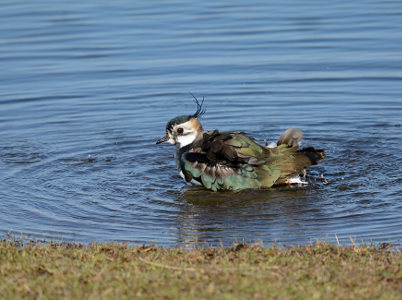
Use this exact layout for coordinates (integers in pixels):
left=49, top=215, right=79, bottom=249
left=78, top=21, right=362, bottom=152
left=156, top=135, right=169, bottom=144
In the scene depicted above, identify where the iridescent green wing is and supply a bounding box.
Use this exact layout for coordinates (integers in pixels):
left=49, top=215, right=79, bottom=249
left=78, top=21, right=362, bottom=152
left=182, top=131, right=281, bottom=191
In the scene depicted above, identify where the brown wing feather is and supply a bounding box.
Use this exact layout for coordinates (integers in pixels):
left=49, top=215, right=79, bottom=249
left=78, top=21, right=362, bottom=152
left=191, top=130, right=248, bottom=167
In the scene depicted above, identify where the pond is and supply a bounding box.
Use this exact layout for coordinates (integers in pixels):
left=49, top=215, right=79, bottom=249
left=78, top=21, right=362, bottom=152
left=0, top=0, right=401, bottom=247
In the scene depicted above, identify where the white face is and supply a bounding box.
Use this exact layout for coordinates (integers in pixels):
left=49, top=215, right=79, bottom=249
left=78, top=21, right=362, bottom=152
left=168, top=120, right=199, bottom=148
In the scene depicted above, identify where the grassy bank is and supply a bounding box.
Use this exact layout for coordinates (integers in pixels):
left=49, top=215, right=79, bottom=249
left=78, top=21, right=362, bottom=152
left=0, top=240, right=400, bottom=299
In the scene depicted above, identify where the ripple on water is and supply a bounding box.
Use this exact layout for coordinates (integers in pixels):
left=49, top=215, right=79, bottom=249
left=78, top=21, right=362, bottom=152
left=0, top=0, right=402, bottom=247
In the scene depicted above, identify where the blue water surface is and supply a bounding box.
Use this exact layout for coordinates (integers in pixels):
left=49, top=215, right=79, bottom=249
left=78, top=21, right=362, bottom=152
left=0, top=0, right=401, bottom=247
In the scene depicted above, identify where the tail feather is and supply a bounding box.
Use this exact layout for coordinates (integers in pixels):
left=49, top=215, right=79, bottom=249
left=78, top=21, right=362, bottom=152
left=277, top=127, right=303, bottom=148
left=298, top=147, right=326, bottom=165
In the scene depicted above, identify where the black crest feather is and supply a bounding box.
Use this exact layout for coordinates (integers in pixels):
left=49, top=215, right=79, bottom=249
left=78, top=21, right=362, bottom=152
left=190, top=92, right=206, bottom=118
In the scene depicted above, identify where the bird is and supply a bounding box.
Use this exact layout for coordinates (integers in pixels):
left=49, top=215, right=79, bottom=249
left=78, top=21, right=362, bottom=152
left=156, top=96, right=325, bottom=191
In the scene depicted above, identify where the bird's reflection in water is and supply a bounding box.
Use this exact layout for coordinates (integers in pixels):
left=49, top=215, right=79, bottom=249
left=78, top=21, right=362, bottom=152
left=173, top=183, right=327, bottom=247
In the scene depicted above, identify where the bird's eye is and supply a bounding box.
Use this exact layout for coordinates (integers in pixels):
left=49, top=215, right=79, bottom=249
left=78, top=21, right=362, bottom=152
left=177, top=127, right=184, bottom=134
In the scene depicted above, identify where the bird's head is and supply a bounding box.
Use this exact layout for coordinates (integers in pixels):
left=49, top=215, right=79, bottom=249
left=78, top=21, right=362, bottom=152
left=156, top=94, right=206, bottom=148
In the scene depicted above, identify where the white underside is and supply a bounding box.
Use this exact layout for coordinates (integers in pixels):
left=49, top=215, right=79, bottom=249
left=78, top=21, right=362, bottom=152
left=286, top=176, right=308, bottom=185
